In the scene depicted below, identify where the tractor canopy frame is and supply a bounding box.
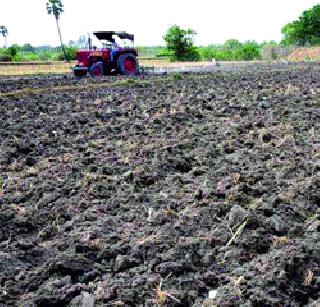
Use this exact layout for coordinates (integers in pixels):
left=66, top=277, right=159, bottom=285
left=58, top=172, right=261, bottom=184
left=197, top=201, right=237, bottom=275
left=93, top=31, right=134, bottom=42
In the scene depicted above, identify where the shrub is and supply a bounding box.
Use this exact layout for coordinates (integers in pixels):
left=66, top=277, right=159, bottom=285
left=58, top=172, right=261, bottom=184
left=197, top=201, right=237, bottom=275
left=57, top=46, right=77, bottom=61
left=7, top=46, right=18, bottom=60
left=0, top=46, right=18, bottom=61
left=198, top=46, right=217, bottom=61
left=21, top=44, right=36, bottom=53
left=16, top=52, right=40, bottom=62
left=172, top=73, right=182, bottom=80
left=199, top=47, right=235, bottom=61
left=198, top=41, right=261, bottom=62
left=163, top=25, right=200, bottom=61
left=156, top=49, right=173, bottom=59
left=0, top=54, right=12, bottom=62
left=39, top=51, right=54, bottom=61
left=136, top=46, right=167, bottom=58
left=234, top=42, right=261, bottom=60
left=224, top=39, right=242, bottom=50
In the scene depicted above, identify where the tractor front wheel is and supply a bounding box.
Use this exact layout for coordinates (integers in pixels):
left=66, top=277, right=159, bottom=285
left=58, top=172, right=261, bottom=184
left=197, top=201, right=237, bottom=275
left=117, top=54, right=139, bottom=75
left=88, top=61, right=104, bottom=77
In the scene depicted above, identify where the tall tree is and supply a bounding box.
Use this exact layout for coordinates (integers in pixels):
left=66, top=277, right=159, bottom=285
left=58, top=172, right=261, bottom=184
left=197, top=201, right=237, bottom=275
left=281, top=4, right=320, bottom=46
left=46, top=0, right=68, bottom=61
left=0, top=26, right=8, bottom=48
left=163, top=25, right=199, bottom=61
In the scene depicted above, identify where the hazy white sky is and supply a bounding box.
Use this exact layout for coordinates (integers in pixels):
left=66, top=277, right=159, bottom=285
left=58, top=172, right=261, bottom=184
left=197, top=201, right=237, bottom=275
left=0, top=0, right=318, bottom=46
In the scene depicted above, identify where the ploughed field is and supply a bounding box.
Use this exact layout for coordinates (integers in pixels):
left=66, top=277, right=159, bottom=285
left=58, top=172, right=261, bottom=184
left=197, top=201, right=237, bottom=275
left=0, top=63, right=319, bottom=306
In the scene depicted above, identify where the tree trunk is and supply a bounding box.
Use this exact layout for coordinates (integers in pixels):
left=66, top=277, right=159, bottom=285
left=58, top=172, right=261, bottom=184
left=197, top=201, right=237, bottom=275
left=3, top=35, right=7, bottom=48
left=55, top=16, right=69, bottom=62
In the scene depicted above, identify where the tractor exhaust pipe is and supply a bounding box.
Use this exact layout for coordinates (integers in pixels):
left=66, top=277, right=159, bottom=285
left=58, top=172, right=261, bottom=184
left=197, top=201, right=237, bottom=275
left=87, top=32, right=92, bottom=50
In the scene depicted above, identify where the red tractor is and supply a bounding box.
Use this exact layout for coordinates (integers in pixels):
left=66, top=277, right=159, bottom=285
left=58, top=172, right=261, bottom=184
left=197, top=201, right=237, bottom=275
left=73, top=31, right=139, bottom=77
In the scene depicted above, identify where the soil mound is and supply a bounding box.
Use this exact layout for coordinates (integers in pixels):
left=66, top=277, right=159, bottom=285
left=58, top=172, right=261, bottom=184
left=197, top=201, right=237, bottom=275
left=287, top=47, right=320, bottom=61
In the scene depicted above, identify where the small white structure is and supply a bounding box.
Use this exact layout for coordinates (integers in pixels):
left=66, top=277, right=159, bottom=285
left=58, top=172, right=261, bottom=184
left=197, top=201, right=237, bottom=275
left=208, top=289, right=217, bottom=299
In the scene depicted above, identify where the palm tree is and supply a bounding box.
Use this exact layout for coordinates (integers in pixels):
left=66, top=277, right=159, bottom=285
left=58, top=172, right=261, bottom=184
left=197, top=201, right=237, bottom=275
left=46, top=0, right=68, bottom=61
left=0, top=26, right=8, bottom=48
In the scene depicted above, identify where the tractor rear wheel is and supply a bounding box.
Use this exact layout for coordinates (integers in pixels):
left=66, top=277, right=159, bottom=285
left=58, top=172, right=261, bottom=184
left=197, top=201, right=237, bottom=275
left=117, top=54, right=139, bottom=75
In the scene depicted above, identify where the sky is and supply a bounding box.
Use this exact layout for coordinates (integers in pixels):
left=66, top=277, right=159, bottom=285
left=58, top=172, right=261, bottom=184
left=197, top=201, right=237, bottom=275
left=0, top=0, right=319, bottom=47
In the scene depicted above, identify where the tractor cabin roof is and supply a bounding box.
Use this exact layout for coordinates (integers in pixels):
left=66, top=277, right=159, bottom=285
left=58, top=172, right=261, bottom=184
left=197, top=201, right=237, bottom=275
left=93, top=31, right=134, bottom=42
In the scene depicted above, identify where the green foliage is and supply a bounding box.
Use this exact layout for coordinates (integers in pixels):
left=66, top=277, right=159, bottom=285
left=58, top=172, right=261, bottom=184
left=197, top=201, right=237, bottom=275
left=56, top=46, right=76, bottom=61
left=281, top=4, right=320, bottom=46
left=7, top=46, right=18, bottom=59
left=46, top=0, right=64, bottom=18
left=0, top=26, right=8, bottom=38
left=126, top=78, right=136, bottom=85
left=156, top=49, right=173, bottom=58
left=198, top=41, right=261, bottom=61
left=224, top=39, right=242, bottom=50
left=198, top=46, right=229, bottom=61
left=172, top=73, right=182, bottom=80
left=0, top=46, right=18, bottom=61
left=260, top=40, right=279, bottom=48
left=0, top=45, right=63, bottom=62
left=234, top=41, right=261, bottom=60
left=21, top=43, right=36, bottom=53
left=10, top=44, right=22, bottom=52
left=163, top=25, right=200, bottom=61
left=15, top=53, right=39, bottom=62
left=0, top=50, right=12, bottom=62
left=135, top=46, right=167, bottom=58
left=38, top=51, right=58, bottom=61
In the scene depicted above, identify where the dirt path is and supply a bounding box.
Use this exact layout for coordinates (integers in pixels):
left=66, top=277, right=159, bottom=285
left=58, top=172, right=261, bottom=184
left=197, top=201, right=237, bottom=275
left=0, top=60, right=200, bottom=76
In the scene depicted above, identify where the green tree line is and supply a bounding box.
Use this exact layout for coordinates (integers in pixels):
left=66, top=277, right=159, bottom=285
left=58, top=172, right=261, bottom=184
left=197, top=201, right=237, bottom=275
left=1, top=3, right=319, bottom=62
left=0, top=44, right=76, bottom=62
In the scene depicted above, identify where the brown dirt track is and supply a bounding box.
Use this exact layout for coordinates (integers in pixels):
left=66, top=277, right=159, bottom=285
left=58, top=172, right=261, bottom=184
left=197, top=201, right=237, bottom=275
left=0, top=62, right=319, bottom=306
left=0, top=60, right=215, bottom=76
